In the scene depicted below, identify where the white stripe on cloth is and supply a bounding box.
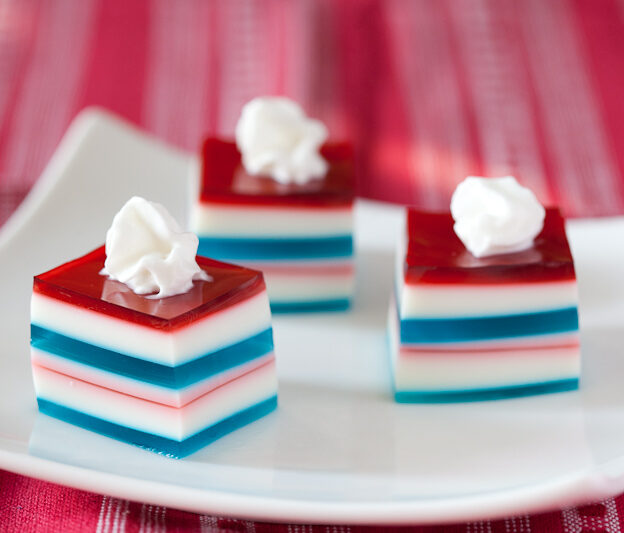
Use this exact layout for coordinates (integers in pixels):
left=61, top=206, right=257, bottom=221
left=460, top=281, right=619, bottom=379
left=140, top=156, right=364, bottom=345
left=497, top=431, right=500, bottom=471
left=96, top=495, right=109, bottom=533
left=118, top=500, right=130, bottom=533
left=96, top=496, right=128, bottom=533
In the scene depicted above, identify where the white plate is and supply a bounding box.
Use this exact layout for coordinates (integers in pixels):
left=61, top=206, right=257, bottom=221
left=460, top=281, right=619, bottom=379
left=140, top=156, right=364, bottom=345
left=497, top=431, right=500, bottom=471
left=1, top=109, right=624, bottom=525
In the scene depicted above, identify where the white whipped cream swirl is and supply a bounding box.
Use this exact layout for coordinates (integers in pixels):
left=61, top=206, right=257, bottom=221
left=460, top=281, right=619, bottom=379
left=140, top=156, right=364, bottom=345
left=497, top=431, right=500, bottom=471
left=235, top=96, right=328, bottom=185
left=450, top=176, right=546, bottom=258
left=101, top=197, right=211, bottom=297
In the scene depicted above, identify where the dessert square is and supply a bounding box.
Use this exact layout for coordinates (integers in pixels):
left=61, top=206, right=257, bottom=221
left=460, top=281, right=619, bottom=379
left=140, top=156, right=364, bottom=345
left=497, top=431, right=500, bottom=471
left=389, top=208, right=580, bottom=402
left=31, top=246, right=278, bottom=457
left=191, top=138, right=356, bottom=312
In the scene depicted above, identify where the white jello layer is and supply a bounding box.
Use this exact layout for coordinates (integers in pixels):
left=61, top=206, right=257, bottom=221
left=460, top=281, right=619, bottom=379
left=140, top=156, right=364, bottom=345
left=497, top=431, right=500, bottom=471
left=31, top=289, right=272, bottom=366
left=31, top=347, right=275, bottom=407
left=388, top=306, right=580, bottom=391
left=398, top=279, right=578, bottom=318
left=192, top=203, right=352, bottom=238
left=261, top=268, right=354, bottom=303
left=32, top=359, right=278, bottom=441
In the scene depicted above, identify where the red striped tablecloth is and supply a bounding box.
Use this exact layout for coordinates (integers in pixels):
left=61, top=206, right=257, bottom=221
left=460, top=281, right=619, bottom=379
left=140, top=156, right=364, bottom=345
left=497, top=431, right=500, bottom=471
left=1, top=1, right=624, bottom=531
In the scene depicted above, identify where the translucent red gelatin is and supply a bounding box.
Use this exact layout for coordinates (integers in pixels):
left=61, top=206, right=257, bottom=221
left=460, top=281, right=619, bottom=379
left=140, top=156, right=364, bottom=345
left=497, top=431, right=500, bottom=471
left=405, top=208, right=576, bottom=285
left=33, top=246, right=265, bottom=331
left=199, top=138, right=355, bottom=208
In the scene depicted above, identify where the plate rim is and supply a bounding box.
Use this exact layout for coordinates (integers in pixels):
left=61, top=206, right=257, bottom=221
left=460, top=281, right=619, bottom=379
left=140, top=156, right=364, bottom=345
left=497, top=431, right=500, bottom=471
left=1, top=441, right=619, bottom=525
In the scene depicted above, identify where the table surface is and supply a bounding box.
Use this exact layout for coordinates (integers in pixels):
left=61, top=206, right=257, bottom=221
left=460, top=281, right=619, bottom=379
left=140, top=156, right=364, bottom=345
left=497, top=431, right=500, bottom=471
left=1, top=0, right=624, bottom=531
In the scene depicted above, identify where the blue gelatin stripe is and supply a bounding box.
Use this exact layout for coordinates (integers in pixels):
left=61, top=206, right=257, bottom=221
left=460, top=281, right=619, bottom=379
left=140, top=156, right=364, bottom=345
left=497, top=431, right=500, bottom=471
left=400, top=307, right=579, bottom=344
left=270, top=299, right=350, bottom=313
left=31, top=325, right=274, bottom=389
left=198, top=235, right=353, bottom=260
left=395, top=379, right=579, bottom=403
left=37, top=396, right=277, bottom=458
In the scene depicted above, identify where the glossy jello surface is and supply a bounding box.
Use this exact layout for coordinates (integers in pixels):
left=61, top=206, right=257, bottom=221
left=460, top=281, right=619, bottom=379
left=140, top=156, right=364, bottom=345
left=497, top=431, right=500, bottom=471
left=199, top=138, right=355, bottom=207
left=33, top=246, right=264, bottom=330
left=405, top=208, right=576, bottom=284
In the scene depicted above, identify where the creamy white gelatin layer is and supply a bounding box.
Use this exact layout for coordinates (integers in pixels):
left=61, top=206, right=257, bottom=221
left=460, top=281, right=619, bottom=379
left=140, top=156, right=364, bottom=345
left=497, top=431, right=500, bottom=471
left=31, top=347, right=275, bottom=408
left=261, top=270, right=354, bottom=303
left=192, top=203, right=352, bottom=238
left=32, top=360, right=278, bottom=441
left=388, top=308, right=580, bottom=392
left=30, top=290, right=272, bottom=366
left=398, top=280, right=578, bottom=319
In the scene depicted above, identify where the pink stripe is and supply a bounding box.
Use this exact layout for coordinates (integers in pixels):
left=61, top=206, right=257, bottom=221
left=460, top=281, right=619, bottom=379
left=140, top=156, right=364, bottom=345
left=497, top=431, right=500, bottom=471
left=404, top=279, right=577, bottom=289
left=400, top=342, right=580, bottom=356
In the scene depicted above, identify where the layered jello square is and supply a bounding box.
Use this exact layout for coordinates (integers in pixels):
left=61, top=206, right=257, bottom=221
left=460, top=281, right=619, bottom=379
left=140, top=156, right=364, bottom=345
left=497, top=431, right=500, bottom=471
left=31, top=246, right=277, bottom=457
left=191, top=138, right=355, bottom=312
left=389, top=208, right=580, bottom=402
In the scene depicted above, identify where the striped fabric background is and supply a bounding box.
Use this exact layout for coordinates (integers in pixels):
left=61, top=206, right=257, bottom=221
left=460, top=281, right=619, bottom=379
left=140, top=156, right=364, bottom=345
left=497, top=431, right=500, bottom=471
left=1, top=0, right=624, bottom=531
left=1, top=0, right=623, bottom=218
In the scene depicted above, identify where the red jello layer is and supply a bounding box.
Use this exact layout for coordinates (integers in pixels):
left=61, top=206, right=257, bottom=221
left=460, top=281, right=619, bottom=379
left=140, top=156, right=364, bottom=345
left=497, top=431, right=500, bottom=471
left=199, top=138, right=355, bottom=208
left=405, top=208, right=576, bottom=285
left=33, top=246, right=265, bottom=331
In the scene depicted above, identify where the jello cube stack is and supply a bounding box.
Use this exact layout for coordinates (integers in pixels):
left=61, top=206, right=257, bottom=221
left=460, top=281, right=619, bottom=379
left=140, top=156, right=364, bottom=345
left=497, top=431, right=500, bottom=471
left=192, top=139, right=355, bottom=312
left=389, top=208, right=581, bottom=402
left=30, top=247, right=277, bottom=457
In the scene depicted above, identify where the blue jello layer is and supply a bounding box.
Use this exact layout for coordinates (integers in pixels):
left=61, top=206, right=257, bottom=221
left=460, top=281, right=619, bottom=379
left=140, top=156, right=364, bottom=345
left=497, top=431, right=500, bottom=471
left=394, top=379, right=579, bottom=403
left=270, top=299, right=350, bottom=313
left=31, top=325, right=273, bottom=389
left=37, top=396, right=278, bottom=458
left=197, top=235, right=353, bottom=260
left=400, top=307, right=579, bottom=344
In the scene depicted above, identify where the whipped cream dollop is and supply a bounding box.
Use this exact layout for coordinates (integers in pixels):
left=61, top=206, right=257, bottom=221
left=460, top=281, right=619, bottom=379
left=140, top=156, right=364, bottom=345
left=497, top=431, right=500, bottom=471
left=450, top=176, right=546, bottom=258
left=101, top=197, right=211, bottom=298
left=235, top=96, right=328, bottom=185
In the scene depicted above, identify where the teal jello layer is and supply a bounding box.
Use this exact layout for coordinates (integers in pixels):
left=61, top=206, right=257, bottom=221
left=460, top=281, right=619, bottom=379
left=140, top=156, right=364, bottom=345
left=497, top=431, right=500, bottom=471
left=394, top=379, right=579, bottom=403
left=197, top=235, right=353, bottom=261
left=37, top=396, right=278, bottom=458
left=30, top=325, right=273, bottom=389
left=399, top=307, right=579, bottom=344
left=270, top=299, right=350, bottom=313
